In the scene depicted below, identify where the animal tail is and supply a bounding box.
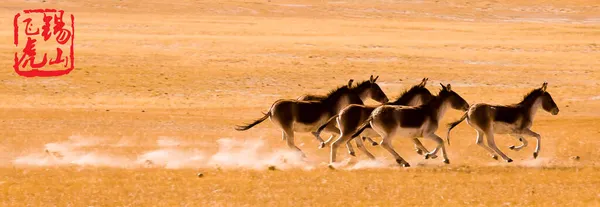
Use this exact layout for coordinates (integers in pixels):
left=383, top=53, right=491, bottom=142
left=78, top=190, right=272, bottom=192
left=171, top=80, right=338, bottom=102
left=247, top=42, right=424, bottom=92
left=315, top=114, right=339, bottom=141
left=351, top=117, right=373, bottom=138
left=235, top=111, right=271, bottom=131
left=446, top=112, right=468, bottom=146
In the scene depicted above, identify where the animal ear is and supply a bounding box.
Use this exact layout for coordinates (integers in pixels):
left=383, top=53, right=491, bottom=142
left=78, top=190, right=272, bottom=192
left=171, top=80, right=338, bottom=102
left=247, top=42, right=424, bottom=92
left=370, top=75, right=374, bottom=83
left=373, top=75, right=379, bottom=82
left=347, top=79, right=354, bottom=87
left=541, top=82, right=548, bottom=91
left=446, top=84, right=452, bottom=91
left=420, top=78, right=428, bottom=86
left=439, top=83, right=446, bottom=90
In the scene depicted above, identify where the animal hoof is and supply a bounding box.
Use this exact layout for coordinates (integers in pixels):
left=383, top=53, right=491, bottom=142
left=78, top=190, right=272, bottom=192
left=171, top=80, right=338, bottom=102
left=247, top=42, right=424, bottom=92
left=533, top=152, right=538, bottom=159
left=372, top=142, right=379, bottom=146
left=318, top=142, right=325, bottom=149
left=430, top=154, right=438, bottom=159
left=416, top=149, right=424, bottom=155
left=328, top=164, right=336, bottom=170
left=509, top=145, right=515, bottom=150
left=395, top=159, right=404, bottom=165
left=402, top=163, right=411, bottom=167
left=424, top=154, right=430, bottom=159
left=507, top=159, right=513, bottom=163
left=443, top=159, right=450, bottom=164
left=492, top=155, right=499, bottom=160
left=349, top=151, right=356, bottom=157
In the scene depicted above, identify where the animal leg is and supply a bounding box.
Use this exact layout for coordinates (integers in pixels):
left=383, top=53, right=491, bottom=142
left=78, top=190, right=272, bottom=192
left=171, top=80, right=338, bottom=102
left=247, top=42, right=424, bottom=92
left=345, top=138, right=356, bottom=157
left=311, top=131, right=325, bottom=144
left=412, top=138, right=433, bottom=157
left=424, top=134, right=449, bottom=164
left=484, top=130, right=512, bottom=162
left=318, top=122, right=341, bottom=148
left=330, top=134, right=351, bottom=164
left=509, top=135, right=528, bottom=151
left=522, top=128, right=541, bottom=159
left=363, top=136, right=379, bottom=146
left=284, top=129, right=306, bottom=158
left=475, top=129, right=499, bottom=160
left=380, top=135, right=409, bottom=167
left=355, top=136, right=376, bottom=160
left=320, top=134, right=335, bottom=149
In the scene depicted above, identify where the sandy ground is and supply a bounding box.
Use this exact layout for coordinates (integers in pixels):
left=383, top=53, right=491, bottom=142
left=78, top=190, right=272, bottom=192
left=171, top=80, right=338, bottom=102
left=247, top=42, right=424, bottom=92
left=0, top=0, right=599, bottom=206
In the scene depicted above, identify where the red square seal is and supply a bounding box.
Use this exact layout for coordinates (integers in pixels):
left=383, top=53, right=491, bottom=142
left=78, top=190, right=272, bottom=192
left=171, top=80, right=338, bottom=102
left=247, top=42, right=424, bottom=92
left=13, top=9, right=75, bottom=77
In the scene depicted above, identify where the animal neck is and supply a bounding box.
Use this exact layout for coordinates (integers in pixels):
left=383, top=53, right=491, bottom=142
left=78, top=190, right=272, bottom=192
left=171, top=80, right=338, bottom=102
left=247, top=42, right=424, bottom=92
left=407, top=95, right=422, bottom=106
left=357, top=90, right=370, bottom=102
left=323, top=91, right=363, bottom=114
left=390, top=93, right=417, bottom=105
left=427, top=95, right=450, bottom=122
left=526, top=97, right=543, bottom=121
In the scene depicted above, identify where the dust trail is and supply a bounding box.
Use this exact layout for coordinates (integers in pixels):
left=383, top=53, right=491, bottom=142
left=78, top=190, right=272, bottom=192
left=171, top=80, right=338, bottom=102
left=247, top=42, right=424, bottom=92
left=13, top=136, right=315, bottom=170
left=13, top=135, right=133, bottom=168
left=328, top=158, right=352, bottom=169
left=137, top=148, right=205, bottom=169
left=138, top=137, right=314, bottom=170
left=156, top=136, right=183, bottom=147
left=205, top=138, right=312, bottom=170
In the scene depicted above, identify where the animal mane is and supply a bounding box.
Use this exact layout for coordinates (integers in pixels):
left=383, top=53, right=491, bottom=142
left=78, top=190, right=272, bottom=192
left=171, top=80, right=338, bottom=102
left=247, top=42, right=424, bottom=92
left=318, top=80, right=362, bottom=102
left=517, top=88, right=544, bottom=106
left=325, top=80, right=369, bottom=95
left=303, top=80, right=370, bottom=103
left=301, top=94, right=327, bottom=101
left=421, top=88, right=450, bottom=107
left=389, top=84, right=427, bottom=104
left=351, top=80, right=372, bottom=91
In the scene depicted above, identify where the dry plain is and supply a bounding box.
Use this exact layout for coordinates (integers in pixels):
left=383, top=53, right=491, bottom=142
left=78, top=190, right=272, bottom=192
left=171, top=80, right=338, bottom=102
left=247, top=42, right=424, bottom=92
left=0, top=0, right=600, bottom=206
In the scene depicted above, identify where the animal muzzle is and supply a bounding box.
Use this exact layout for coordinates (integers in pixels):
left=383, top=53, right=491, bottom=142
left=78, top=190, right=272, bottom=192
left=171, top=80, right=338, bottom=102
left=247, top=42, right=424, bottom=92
left=462, top=104, right=470, bottom=111
left=551, top=108, right=559, bottom=115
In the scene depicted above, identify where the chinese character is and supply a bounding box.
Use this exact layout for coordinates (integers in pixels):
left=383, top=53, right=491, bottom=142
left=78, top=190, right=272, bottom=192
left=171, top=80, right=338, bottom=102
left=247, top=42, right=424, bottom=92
left=13, top=9, right=75, bottom=77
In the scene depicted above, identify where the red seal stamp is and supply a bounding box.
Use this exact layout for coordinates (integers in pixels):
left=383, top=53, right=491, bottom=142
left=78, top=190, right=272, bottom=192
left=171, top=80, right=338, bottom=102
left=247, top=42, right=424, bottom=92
left=13, top=9, right=75, bottom=77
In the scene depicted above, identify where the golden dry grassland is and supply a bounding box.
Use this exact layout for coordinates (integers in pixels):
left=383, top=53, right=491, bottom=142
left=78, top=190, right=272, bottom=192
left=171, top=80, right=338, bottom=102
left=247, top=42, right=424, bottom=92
left=0, top=0, right=599, bottom=206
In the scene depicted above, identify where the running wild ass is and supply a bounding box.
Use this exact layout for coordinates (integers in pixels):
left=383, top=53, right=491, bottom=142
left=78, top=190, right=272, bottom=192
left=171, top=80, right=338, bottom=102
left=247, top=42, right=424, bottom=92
left=316, top=78, right=436, bottom=161
left=235, top=75, right=389, bottom=157
left=446, top=82, right=559, bottom=162
left=350, top=83, right=469, bottom=167
left=295, top=79, right=360, bottom=154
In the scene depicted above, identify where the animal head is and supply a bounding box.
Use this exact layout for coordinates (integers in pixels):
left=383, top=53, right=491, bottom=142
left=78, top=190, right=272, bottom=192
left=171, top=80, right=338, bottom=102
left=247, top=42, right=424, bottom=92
left=439, top=83, right=469, bottom=111
left=539, top=82, right=559, bottom=115
left=356, top=75, right=389, bottom=103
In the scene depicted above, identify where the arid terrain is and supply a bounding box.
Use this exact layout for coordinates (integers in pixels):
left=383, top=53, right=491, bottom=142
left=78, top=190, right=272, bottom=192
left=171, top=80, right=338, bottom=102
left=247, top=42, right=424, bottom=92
left=0, top=0, right=599, bottom=206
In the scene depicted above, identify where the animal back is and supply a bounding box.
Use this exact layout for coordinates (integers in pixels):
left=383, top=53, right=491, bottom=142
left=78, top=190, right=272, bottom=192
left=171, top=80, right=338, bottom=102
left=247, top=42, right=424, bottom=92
left=493, top=106, right=522, bottom=124
left=294, top=102, right=327, bottom=124
left=398, top=108, right=427, bottom=128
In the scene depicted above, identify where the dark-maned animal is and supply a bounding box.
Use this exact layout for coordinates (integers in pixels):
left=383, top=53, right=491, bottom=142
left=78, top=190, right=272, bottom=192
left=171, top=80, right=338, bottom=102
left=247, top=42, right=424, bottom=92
left=446, top=82, right=559, bottom=162
left=235, top=75, right=389, bottom=157
left=316, top=78, right=436, bottom=160
left=349, top=83, right=469, bottom=167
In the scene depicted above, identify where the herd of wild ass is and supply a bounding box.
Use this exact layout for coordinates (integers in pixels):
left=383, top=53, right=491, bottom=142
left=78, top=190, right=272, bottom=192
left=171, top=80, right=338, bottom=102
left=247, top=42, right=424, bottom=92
left=235, top=76, right=559, bottom=167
